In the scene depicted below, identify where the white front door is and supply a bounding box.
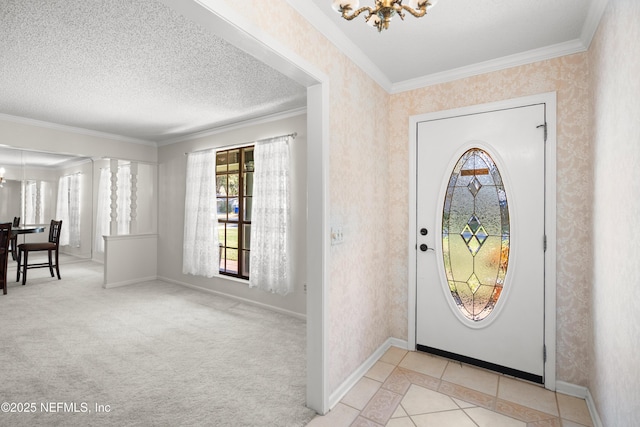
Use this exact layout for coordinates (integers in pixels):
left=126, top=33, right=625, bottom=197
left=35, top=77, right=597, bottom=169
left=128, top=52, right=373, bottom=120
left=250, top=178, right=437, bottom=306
left=415, top=103, right=547, bottom=383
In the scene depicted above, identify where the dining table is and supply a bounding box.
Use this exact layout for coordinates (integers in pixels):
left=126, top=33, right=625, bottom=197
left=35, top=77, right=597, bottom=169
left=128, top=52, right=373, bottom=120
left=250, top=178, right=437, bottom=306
left=10, top=225, right=45, bottom=261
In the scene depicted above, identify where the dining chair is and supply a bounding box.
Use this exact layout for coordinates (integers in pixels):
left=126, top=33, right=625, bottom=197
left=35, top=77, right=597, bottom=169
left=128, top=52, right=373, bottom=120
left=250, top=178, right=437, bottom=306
left=0, top=222, right=12, bottom=295
left=9, top=216, right=20, bottom=261
left=16, top=220, right=62, bottom=286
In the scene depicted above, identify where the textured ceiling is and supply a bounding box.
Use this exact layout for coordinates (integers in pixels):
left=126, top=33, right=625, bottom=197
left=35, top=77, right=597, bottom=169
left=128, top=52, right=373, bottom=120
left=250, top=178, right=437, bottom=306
left=0, top=0, right=606, bottom=146
left=0, top=0, right=307, bottom=143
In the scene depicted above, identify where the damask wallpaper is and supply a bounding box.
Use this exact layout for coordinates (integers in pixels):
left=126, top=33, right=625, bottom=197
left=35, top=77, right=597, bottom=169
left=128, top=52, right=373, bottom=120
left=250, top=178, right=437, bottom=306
left=588, top=0, right=640, bottom=425
left=388, top=54, right=591, bottom=387
left=217, top=0, right=634, bottom=409
left=218, top=0, right=395, bottom=392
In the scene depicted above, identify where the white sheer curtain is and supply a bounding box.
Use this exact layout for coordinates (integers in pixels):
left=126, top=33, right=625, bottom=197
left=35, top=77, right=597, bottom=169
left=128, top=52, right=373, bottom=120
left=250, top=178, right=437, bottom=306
left=249, top=136, right=292, bottom=295
left=94, top=165, right=132, bottom=253
left=56, top=177, right=69, bottom=245
left=182, top=150, right=219, bottom=277
left=24, top=181, right=37, bottom=224
left=56, top=174, right=81, bottom=247
left=68, top=174, right=81, bottom=247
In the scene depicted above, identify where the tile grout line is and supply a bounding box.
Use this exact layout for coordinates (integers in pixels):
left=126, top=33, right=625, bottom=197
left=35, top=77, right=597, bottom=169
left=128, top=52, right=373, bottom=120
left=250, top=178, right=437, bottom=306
left=403, top=352, right=554, bottom=426
left=343, top=349, right=578, bottom=427
left=459, top=407, right=482, bottom=427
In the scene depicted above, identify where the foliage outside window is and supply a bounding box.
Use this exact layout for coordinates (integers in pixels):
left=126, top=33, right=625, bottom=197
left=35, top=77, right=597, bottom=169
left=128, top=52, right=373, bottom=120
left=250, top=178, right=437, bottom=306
left=216, top=146, right=254, bottom=279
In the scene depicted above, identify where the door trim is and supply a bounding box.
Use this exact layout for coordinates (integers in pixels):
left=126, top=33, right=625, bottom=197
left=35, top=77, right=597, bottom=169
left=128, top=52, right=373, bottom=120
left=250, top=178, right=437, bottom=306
left=408, top=92, right=557, bottom=390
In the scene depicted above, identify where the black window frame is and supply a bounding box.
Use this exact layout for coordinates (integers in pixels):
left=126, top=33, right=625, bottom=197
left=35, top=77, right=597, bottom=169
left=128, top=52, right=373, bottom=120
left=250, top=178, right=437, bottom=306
left=216, top=145, right=254, bottom=279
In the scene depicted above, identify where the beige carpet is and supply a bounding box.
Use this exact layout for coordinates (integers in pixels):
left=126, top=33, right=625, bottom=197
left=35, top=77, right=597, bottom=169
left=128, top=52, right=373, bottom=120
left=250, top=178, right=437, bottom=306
left=0, top=259, right=315, bottom=426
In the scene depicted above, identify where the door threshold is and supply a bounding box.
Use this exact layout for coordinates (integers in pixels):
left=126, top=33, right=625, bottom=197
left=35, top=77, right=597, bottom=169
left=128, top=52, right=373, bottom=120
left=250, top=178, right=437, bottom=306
left=417, top=344, right=543, bottom=385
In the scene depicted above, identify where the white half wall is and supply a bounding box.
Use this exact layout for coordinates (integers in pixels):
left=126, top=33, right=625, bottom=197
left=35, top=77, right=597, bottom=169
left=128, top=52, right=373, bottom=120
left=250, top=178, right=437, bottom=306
left=104, top=233, right=158, bottom=288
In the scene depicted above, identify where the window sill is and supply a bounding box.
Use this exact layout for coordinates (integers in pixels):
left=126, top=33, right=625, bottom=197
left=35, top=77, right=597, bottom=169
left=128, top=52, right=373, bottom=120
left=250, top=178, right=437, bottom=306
left=216, top=273, right=250, bottom=285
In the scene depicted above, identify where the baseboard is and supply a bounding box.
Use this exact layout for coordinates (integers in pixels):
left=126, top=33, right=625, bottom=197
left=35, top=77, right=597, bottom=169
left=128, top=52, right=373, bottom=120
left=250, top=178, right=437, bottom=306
left=556, top=381, right=603, bottom=427
left=157, top=276, right=306, bottom=321
left=103, top=275, right=157, bottom=289
left=585, top=388, right=604, bottom=427
left=59, top=254, right=94, bottom=264
left=328, top=337, right=409, bottom=409
left=556, top=380, right=587, bottom=398
left=388, top=337, right=409, bottom=350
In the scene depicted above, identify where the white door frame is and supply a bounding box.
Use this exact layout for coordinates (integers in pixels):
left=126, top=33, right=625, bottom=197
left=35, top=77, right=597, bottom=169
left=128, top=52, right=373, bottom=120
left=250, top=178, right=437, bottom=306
left=408, top=92, right=557, bottom=390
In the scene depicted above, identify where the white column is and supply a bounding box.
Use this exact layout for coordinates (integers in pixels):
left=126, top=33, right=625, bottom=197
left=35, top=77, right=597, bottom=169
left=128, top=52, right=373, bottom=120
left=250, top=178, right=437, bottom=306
left=109, top=159, right=119, bottom=235
left=129, top=162, right=138, bottom=234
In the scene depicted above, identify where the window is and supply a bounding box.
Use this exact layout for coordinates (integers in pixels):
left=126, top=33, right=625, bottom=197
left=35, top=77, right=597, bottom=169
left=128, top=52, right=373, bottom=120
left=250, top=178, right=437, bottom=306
left=216, top=146, right=254, bottom=279
left=442, top=148, right=510, bottom=322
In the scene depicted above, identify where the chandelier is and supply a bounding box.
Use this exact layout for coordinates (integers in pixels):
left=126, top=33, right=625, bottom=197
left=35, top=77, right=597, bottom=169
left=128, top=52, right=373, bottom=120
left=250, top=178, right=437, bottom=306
left=332, top=0, right=437, bottom=32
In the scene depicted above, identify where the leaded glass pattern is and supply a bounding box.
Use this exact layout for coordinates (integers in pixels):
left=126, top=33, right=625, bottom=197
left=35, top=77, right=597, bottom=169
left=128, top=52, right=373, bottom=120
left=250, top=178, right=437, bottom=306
left=442, top=148, right=510, bottom=322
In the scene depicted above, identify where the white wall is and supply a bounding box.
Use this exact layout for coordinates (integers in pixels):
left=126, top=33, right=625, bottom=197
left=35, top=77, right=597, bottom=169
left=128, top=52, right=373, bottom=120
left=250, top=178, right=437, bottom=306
left=0, top=179, right=21, bottom=221
left=0, top=116, right=158, bottom=261
left=0, top=116, right=157, bottom=163
left=157, top=113, right=308, bottom=317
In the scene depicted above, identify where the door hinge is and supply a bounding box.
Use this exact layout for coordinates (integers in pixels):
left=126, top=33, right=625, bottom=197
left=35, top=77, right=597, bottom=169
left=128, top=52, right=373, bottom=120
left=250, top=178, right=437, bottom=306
left=537, top=122, right=548, bottom=142
left=543, top=235, right=547, bottom=252
left=543, top=345, right=547, bottom=363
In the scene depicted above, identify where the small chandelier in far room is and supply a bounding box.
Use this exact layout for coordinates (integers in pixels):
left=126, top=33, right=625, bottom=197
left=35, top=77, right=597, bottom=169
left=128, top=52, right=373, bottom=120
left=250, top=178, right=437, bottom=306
left=332, top=0, right=437, bottom=32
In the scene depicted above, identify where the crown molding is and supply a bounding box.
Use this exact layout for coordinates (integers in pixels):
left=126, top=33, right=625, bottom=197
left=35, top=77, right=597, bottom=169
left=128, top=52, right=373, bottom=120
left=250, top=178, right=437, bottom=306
left=0, top=113, right=157, bottom=147
left=391, top=0, right=609, bottom=94
left=580, top=0, right=609, bottom=48
left=284, top=0, right=393, bottom=92
left=157, top=107, right=307, bottom=146
left=287, top=0, right=609, bottom=95
left=391, top=38, right=588, bottom=94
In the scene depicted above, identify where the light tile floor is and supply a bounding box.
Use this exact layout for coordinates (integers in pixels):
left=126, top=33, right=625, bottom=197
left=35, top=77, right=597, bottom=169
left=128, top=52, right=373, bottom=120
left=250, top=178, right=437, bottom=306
left=307, top=347, right=594, bottom=427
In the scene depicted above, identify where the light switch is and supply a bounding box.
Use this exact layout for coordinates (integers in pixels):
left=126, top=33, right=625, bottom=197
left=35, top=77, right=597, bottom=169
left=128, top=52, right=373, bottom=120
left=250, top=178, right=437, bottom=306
left=331, top=226, right=344, bottom=245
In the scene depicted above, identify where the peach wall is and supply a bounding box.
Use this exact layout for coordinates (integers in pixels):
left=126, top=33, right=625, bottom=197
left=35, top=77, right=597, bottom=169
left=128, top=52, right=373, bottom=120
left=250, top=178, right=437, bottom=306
left=220, top=0, right=393, bottom=392
left=388, top=54, right=591, bottom=386
left=190, top=2, right=638, bottom=419
left=219, top=0, right=601, bottom=395
left=588, top=0, right=640, bottom=424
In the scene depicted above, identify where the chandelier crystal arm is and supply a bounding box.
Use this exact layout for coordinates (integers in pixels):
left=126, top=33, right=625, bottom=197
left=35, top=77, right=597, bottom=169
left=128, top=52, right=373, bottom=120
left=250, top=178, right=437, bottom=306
left=338, top=5, right=375, bottom=21
left=400, top=3, right=428, bottom=18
